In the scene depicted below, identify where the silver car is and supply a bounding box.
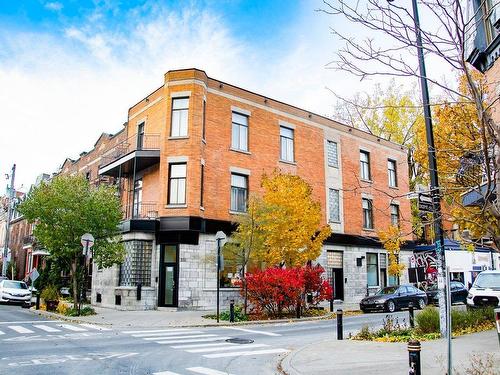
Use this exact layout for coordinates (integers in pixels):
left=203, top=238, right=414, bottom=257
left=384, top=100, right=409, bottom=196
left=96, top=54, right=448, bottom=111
left=0, top=280, right=32, bottom=307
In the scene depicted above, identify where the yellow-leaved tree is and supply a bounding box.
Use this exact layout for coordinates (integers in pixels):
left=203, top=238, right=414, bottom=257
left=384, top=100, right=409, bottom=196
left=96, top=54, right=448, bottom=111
left=378, top=226, right=406, bottom=278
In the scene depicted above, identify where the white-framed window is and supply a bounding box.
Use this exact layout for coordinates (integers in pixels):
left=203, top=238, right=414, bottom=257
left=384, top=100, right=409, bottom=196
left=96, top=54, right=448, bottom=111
left=390, top=204, right=400, bottom=226
left=388, top=159, right=397, bottom=187
left=328, top=188, right=340, bottom=222
left=367, top=252, right=379, bottom=287
left=280, top=126, right=294, bottom=162
left=230, top=173, right=248, bottom=212
left=171, top=97, right=189, bottom=137
left=133, top=179, right=143, bottom=217
left=231, top=112, right=248, bottom=151
left=168, top=163, right=187, bottom=205
left=327, top=141, right=339, bottom=167
left=362, top=198, right=374, bottom=229
left=360, top=150, right=371, bottom=180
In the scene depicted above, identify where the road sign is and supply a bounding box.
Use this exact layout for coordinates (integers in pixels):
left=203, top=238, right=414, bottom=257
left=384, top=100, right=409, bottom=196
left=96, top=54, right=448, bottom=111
left=215, top=231, right=227, bottom=246
left=29, top=268, right=40, bottom=282
left=80, top=233, right=95, bottom=248
left=418, top=193, right=433, bottom=213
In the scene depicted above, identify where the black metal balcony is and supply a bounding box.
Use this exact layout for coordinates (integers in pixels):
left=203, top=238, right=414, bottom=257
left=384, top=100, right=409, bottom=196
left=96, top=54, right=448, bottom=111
left=122, top=201, right=159, bottom=220
left=22, top=235, right=35, bottom=246
left=98, top=134, right=160, bottom=177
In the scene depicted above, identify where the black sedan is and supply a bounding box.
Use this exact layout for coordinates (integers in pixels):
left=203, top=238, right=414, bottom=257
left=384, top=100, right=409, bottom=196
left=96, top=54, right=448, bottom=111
left=426, top=281, right=468, bottom=305
left=360, top=285, right=428, bottom=313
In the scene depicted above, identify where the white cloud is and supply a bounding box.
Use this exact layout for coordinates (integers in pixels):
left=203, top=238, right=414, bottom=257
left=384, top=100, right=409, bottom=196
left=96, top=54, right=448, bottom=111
left=44, top=2, right=63, bottom=12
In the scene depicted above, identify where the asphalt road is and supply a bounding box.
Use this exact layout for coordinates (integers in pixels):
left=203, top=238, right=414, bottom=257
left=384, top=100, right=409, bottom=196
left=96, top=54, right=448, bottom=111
left=0, top=303, right=410, bottom=375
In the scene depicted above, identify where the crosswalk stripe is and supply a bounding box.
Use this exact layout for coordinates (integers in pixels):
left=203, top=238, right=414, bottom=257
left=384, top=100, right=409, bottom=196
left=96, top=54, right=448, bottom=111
left=144, top=334, right=217, bottom=341
left=58, top=324, right=87, bottom=332
left=171, top=342, right=237, bottom=349
left=186, top=343, right=269, bottom=353
left=157, top=336, right=231, bottom=345
left=0, top=330, right=4, bottom=335
left=79, top=323, right=111, bottom=331
left=153, top=371, right=181, bottom=375
left=187, top=367, right=236, bottom=375
left=132, top=330, right=202, bottom=337
left=8, top=325, right=34, bottom=334
left=222, top=327, right=281, bottom=337
left=203, top=348, right=289, bottom=358
left=33, top=325, right=61, bottom=333
left=123, top=329, right=193, bottom=334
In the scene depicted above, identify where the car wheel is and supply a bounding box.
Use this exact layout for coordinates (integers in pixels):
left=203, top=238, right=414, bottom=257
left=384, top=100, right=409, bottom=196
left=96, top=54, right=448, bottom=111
left=386, top=300, right=396, bottom=313
left=418, top=298, right=426, bottom=309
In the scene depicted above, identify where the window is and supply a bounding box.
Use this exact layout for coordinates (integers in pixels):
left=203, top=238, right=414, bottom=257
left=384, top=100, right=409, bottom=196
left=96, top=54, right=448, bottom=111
left=231, top=112, right=248, bottom=151
left=202, top=100, right=206, bottom=140
left=327, top=141, right=339, bottom=167
left=483, top=0, right=499, bottom=44
left=362, top=198, right=374, bottom=229
left=328, top=188, right=340, bottom=222
left=85, top=171, right=91, bottom=181
left=119, top=240, right=152, bottom=287
left=280, top=126, right=294, bottom=162
left=200, top=164, right=204, bottom=207
left=366, top=253, right=379, bottom=287
left=168, top=163, right=187, bottom=205
left=388, top=159, right=397, bottom=187
left=360, top=150, right=371, bottom=180
left=137, top=122, right=145, bottom=149
left=171, top=97, right=189, bottom=137
left=390, top=204, right=400, bottom=226
left=230, top=173, right=248, bottom=212
left=133, top=179, right=143, bottom=217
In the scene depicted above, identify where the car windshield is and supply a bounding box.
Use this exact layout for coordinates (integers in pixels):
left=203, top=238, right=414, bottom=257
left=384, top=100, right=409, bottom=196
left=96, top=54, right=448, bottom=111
left=2, top=281, right=28, bottom=289
left=375, top=286, right=398, bottom=295
left=473, top=273, right=500, bottom=288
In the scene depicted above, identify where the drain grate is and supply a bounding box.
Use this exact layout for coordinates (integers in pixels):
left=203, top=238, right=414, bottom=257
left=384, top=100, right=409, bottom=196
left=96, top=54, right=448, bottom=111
left=226, top=338, right=254, bottom=344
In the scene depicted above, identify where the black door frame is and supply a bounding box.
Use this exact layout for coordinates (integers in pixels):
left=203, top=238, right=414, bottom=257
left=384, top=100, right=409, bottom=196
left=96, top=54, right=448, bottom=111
left=158, top=244, right=179, bottom=307
left=331, top=267, right=344, bottom=301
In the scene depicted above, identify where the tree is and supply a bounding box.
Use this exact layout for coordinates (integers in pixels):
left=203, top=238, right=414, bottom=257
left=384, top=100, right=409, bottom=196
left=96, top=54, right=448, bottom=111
left=378, top=225, right=406, bottom=278
left=18, top=175, right=125, bottom=311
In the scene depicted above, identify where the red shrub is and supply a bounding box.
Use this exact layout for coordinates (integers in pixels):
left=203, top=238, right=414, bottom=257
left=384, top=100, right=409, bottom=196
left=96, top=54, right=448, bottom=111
left=303, top=264, right=333, bottom=306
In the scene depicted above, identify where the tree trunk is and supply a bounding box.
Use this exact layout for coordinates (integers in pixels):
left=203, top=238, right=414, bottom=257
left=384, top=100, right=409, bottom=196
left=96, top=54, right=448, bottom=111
left=71, top=258, right=78, bottom=311
left=243, top=277, right=248, bottom=315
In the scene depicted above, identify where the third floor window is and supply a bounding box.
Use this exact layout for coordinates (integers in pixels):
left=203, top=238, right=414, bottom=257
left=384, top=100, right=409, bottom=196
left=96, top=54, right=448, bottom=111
left=388, top=159, right=397, bottom=187
left=171, top=97, right=189, bottom=137
left=327, top=141, right=338, bottom=168
left=360, top=150, right=371, bottom=181
left=230, top=173, right=248, bottom=212
left=168, top=163, right=187, bottom=205
left=362, top=198, right=374, bottom=230
left=280, top=126, right=294, bottom=162
left=231, top=112, right=248, bottom=151
left=390, top=204, right=400, bottom=227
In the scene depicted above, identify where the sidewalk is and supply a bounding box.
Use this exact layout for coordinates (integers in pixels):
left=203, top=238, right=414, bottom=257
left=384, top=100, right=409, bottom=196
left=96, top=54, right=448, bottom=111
left=28, top=301, right=360, bottom=328
left=281, top=330, right=500, bottom=375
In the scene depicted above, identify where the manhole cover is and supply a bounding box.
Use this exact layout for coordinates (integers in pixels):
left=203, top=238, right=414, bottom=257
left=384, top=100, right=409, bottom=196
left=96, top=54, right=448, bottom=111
left=225, top=338, right=254, bottom=344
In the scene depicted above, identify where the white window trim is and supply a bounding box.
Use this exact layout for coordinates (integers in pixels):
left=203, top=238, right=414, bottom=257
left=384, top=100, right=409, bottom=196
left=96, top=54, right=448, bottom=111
left=230, top=166, right=251, bottom=176
left=231, top=106, right=251, bottom=116
left=167, top=156, right=189, bottom=163
left=171, top=91, right=191, bottom=98
left=278, top=119, right=296, bottom=129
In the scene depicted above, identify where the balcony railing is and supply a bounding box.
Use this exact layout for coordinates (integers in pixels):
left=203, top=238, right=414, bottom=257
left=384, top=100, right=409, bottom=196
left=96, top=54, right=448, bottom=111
left=122, top=201, right=159, bottom=220
left=23, top=235, right=35, bottom=246
left=100, top=133, right=160, bottom=169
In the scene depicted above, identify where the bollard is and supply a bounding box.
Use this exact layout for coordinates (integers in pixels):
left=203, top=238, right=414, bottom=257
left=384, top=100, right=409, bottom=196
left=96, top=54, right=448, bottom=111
left=229, top=300, right=235, bottom=323
left=409, top=302, right=415, bottom=328
left=36, top=292, right=40, bottom=310
left=296, top=299, right=301, bottom=319
left=136, top=283, right=142, bottom=301
left=330, top=298, right=334, bottom=313
left=408, top=340, right=421, bottom=375
left=337, top=309, right=343, bottom=340
left=495, top=308, right=500, bottom=347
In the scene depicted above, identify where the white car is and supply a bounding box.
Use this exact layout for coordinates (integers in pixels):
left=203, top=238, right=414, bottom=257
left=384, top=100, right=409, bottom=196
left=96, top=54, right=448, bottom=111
left=466, top=270, right=500, bottom=308
left=0, top=280, right=32, bottom=307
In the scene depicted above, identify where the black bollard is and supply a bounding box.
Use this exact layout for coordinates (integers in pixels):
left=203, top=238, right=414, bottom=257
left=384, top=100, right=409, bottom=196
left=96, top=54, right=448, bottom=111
left=330, top=297, right=334, bottom=312
left=337, top=309, right=343, bottom=340
left=137, top=283, right=142, bottom=301
left=408, top=340, right=421, bottom=375
left=409, top=302, right=415, bottom=328
left=229, top=300, right=235, bottom=323
left=36, top=292, right=40, bottom=310
left=296, top=299, right=301, bottom=319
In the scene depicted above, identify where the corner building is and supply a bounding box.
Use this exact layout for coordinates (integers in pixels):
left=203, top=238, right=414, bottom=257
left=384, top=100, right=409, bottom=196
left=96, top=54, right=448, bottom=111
left=92, top=68, right=412, bottom=310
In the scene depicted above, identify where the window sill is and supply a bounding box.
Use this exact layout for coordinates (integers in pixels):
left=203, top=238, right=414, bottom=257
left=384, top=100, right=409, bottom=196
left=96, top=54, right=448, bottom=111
left=202, top=138, right=207, bottom=144
left=229, top=148, right=251, bottom=155
left=168, top=136, right=189, bottom=140
left=165, top=204, right=187, bottom=209
left=279, top=159, right=296, bottom=165
left=229, top=210, right=247, bottom=215
left=362, top=228, right=376, bottom=232
left=389, top=185, right=399, bottom=190
left=203, top=288, right=240, bottom=292
left=360, top=179, right=373, bottom=184
left=329, top=220, right=342, bottom=224
left=328, top=165, right=339, bottom=169
left=200, top=206, right=205, bottom=211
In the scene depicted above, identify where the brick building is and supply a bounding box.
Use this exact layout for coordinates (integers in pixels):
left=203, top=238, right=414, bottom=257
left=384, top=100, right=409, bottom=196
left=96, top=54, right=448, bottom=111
left=84, top=68, right=413, bottom=310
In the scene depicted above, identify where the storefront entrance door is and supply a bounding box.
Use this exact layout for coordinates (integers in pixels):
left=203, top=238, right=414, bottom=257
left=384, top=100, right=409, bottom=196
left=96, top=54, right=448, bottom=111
left=159, top=245, right=178, bottom=307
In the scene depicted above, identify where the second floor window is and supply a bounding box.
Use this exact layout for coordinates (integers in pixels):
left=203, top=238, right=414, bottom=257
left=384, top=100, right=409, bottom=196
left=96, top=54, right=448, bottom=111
left=137, top=122, right=145, bottom=149
left=388, top=159, right=397, bottom=187
left=168, top=163, right=187, bottom=205
left=230, top=173, right=248, bottom=212
left=390, top=204, right=400, bottom=226
left=133, top=179, right=143, bottom=217
left=231, top=112, right=248, bottom=151
left=362, top=198, right=374, bottom=229
left=171, top=97, right=189, bottom=137
left=329, top=188, right=340, bottom=222
left=280, top=126, right=294, bottom=162
left=327, top=141, right=338, bottom=167
left=360, top=150, right=371, bottom=180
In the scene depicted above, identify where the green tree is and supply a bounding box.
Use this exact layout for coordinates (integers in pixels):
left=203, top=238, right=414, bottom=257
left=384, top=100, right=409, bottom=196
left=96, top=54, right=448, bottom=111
left=18, top=175, right=125, bottom=311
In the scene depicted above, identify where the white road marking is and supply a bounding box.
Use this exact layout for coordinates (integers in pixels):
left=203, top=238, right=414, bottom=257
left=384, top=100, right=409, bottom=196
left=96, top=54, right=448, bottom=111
left=8, top=326, right=34, bottom=334
left=0, top=330, right=4, bottom=335
left=153, top=372, right=181, bottom=375
left=144, top=334, right=217, bottom=341
left=0, top=320, right=62, bottom=325
left=203, top=348, right=289, bottom=358
left=171, top=342, right=237, bottom=349
left=58, top=324, right=87, bottom=332
left=186, top=343, right=269, bottom=353
left=132, top=330, right=202, bottom=337
left=33, top=325, right=61, bottom=333
left=157, top=336, right=231, bottom=345
left=123, top=328, right=194, bottom=334
left=221, top=327, right=281, bottom=336
left=187, top=367, right=236, bottom=375
left=79, top=323, right=111, bottom=331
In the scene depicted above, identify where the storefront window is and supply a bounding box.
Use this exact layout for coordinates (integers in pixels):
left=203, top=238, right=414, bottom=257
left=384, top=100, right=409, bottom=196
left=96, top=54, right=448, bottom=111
left=119, top=240, right=152, bottom=287
left=366, top=252, right=379, bottom=287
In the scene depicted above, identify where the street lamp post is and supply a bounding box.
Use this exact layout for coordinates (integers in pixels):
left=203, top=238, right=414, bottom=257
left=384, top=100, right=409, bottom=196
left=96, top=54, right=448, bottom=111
left=2, top=164, right=16, bottom=278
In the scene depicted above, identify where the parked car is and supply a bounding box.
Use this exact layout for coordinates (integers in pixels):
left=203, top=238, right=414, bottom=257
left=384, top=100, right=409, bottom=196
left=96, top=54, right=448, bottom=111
left=0, top=280, right=32, bottom=307
left=360, top=285, right=428, bottom=313
left=426, top=281, right=468, bottom=305
left=466, top=270, right=500, bottom=308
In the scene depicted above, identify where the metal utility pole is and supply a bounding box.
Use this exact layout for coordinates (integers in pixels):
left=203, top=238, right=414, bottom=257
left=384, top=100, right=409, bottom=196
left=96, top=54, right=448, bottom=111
left=2, top=164, right=16, bottom=277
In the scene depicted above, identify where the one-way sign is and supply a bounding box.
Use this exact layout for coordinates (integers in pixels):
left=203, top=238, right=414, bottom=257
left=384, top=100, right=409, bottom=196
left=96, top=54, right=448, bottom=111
left=418, top=193, right=433, bottom=213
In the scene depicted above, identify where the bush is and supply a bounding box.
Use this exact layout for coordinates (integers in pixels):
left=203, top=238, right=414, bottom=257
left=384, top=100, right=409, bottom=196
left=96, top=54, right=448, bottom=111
left=41, top=285, right=60, bottom=301
left=415, top=306, right=440, bottom=334
left=416, top=306, right=495, bottom=334
left=302, top=264, right=333, bottom=307
left=64, top=306, right=96, bottom=317
left=219, top=305, right=248, bottom=322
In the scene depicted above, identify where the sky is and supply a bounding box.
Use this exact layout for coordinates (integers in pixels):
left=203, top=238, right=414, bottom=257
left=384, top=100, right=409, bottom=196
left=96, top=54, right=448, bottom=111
left=0, top=0, right=449, bottom=192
